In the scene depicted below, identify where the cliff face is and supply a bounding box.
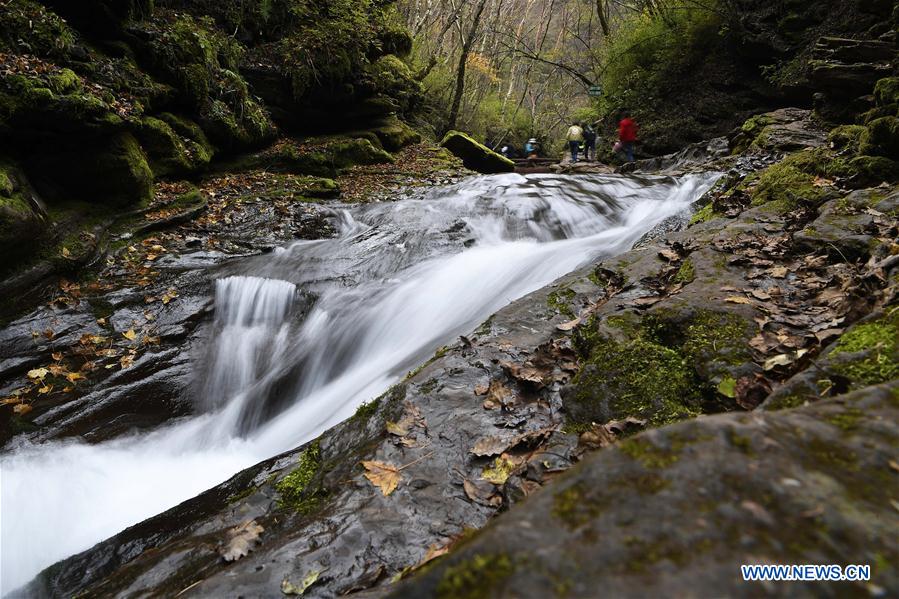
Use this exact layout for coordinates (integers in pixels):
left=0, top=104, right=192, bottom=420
left=0, top=0, right=420, bottom=275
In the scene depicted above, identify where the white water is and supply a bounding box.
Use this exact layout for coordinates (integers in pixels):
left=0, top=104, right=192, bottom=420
left=0, top=172, right=717, bottom=594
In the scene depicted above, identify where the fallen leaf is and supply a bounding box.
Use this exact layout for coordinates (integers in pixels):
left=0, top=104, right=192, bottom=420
left=470, top=436, right=514, bottom=458
left=362, top=460, right=400, bottom=496
left=763, top=349, right=808, bottom=371
left=463, top=478, right=501, bottom=506
left=38, top=384, right=53, bottom=394
left=386, top=420, right=410, bottom=437
left=485, top=380, right=512, bottom=408
left=473, top=383, right=488, bottom=396
left=499, top=360, right=546, bottom=387
left=281, top=569, right=321, bottom=595
left=658, top=248, right=680, bottom=262
left=61, top=247, right=71, bottom=258
left=122, top=329, right=137, bottom=341
left=27, top=368, right=49, bottom=380
left=51, top=352, right=63, bottom=361
left=66, top=372, right=85, bottom=383
left=13, top=403, right=32, bottom=415
left=751, top=289, right=771, bottom=301
left=769, top=266, right=788, bottom=279
left=717, top=376, right=737, bottom=398
left=725, top=296, right=753, bottom=305
left=219, top=520, right=264, bottom=562
left=556, top=316, right=581, bottom=331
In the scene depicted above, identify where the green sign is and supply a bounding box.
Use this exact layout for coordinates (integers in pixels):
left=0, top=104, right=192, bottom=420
left=588, top=85, right=602, bottom=97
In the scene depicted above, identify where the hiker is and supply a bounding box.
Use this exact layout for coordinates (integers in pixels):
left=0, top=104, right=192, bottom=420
left=566, top=121, right=584, bottom=162
left=583, top=123, right=597, bottom=161
left=524, top=138, right=539, bottom=158
left=618, top=111, right=638, bottom=162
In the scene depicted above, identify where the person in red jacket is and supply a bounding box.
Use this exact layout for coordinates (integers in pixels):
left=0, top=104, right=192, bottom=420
left=618, top=111, right=638, bottom=163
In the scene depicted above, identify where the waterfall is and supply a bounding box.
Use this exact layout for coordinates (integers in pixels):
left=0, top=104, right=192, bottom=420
left=0, top=172, right=719, bottom=595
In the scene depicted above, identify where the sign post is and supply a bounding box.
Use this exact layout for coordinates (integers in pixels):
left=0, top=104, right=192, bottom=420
left=588, top=85, right=602, bottom=97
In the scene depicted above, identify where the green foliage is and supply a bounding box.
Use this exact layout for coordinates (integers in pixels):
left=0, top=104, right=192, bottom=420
left=596, top=5, right=722, bottom=124
left=0, top=0, right=76, bottom=58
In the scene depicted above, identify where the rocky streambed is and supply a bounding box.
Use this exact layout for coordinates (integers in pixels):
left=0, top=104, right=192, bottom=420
left=2, top=107, right=898, bottom=598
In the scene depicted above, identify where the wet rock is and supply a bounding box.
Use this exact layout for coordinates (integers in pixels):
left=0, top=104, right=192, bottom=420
left=389, top=382, right=899, bottom=598
left=440, top=131, right=515, bottom=174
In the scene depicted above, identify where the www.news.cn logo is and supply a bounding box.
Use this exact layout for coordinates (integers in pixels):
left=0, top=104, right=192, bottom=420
left=742, top=564, right=871, bottom=582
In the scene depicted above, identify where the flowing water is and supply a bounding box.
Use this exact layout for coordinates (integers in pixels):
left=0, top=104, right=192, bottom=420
left=0, top=172, right=718, bottom=594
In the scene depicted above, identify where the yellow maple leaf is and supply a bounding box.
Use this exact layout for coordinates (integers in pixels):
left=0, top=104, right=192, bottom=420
left=122, top=329, right=137, bottom=340
left=361, top=460, right=400, bottom=496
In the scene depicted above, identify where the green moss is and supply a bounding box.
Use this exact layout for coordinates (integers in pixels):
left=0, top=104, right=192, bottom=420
left=689, top=203, right=721, bottom=225
left=679, top=310, right=752, bottom=367
left=552, top=481, right=608, bottom=529
left=848, top=155, right=899, bottom=184
left=275, top=441, right=324, bottom=513
left=568, top=336, right=700, bottom=427
left=405, top=346, right=449, bottom=380
left=617, top=436, right=683, bottom=469
left=873, top=77, right=899, bottom=108
left=547, top=287, right=576, bottom=318
left=829, top=311, right=899, bottom=386
left=725, top=429, right=754, bottom=455
left=0, top=0, right=76, bottom=58
left=672, top=259, right=695, bottom=284
left=352, top=399, right=381, bottom=423
left=859, top=117, right=899, bottom=159
left=47, top=69, right=81, bottom=94
left=436, top=553, right=515, bottom=599
left=824, top=407, right=864, bottom=432
left=440, top=131, right=515, bottom=174
left=827, top=125, right=866, bottom=152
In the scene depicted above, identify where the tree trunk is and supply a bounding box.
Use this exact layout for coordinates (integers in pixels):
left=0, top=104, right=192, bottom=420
left=445, top=0, right=490, bottom=135
left=595, top=0, right=610, bottom=36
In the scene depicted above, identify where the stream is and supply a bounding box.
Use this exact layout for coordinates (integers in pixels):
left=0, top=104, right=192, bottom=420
left=0, top=172, right=718, bottom=595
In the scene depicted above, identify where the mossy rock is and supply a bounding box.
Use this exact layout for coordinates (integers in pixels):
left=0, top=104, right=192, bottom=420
left=368, top=116, right=422, bottom=152
left=873, top=77, right=899, bottom=107
left=158, top=112, right=215, bottom=164
left=0, top=161, right=45, bottom=268
left=134, top=116, right=209, bottom=178
left=562, top=331, right=701, bottom=427
left=848, top=155, right=899, bottom=185
left=859, top=116, right=899, bottom=159
left=364, top=55, right=421, bottom=114
left=0, top=0, right=76, bottom=59
left=827, top=124, right=866, bottom=153
left=329, top=138, right=393, bottom=169
left=440, top=131, right=514, bottom=174
left=828, top=310, right=899, bottom=388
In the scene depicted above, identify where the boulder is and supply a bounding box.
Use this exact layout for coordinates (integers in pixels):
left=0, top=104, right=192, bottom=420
left=0, top=161, right=46, bottom=271
left=390, top=382, right=899, bottom=598
left=440, top=131, right=514, bottom=174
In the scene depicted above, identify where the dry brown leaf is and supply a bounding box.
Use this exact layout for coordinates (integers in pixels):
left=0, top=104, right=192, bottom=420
left=38, top=384, right=53, bottom=394
left=473, top=383, right=489, bottom=396
left=769, top=266, right=788, bottom=279
left=51, top=352, right=63, bottom=361
left=362, top=460, right=400, bottom=496
left=751, top=289, right=771, bottom=301
left=66, top=372, right=85, bottom=383
left=725, top=296, right=753, bottom=305
left=386, top=420, right=410, bottom=437
left=469, top=436, right=513, bottom=458
left=556, top=316, right=581, bottom=331
left=13, top=403, right=32, bottom=415
left=219, top=520, right=264, bottom=562
left=658, top=248, right=680, bottom=262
